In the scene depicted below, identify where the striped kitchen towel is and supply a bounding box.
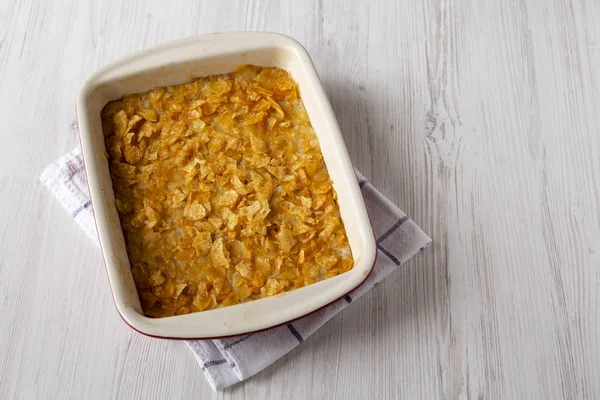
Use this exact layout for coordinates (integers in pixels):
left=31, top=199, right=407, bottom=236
left=40, top=147, right=431, bottom=391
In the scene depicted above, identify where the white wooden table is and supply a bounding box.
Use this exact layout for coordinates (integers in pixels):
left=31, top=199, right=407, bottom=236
left=1, top=0, right=599, bottom=398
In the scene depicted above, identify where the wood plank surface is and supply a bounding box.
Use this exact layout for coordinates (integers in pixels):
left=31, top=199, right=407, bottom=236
left=0, top=0, right=598, bottom=398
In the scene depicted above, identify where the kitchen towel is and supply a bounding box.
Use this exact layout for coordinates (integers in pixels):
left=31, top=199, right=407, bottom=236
left=41, top=147, right=431, bottom=391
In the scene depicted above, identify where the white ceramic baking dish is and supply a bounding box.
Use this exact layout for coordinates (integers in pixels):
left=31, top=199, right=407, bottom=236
left=76, top=32, right=376, bottom=339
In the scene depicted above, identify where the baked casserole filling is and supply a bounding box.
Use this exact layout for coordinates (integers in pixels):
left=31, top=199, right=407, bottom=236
left=101, top=65, right=353, bottom=318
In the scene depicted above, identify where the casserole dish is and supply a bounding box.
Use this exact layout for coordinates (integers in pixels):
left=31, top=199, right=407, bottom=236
left=76, top=32, right=376, bottom=338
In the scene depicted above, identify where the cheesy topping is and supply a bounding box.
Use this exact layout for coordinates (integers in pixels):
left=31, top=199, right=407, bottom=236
left=101, top=65, right=353, bottom=318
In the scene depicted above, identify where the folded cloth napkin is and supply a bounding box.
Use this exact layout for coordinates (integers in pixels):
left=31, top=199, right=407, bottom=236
left=41, top=147, right=431, bottom=391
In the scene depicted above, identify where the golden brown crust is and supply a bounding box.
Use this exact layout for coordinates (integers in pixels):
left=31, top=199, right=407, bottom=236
left=101, top=65, right=353, bottom=318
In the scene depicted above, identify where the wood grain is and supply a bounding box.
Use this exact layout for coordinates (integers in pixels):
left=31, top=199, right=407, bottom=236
left=0, top=0, right=599, bottom=398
